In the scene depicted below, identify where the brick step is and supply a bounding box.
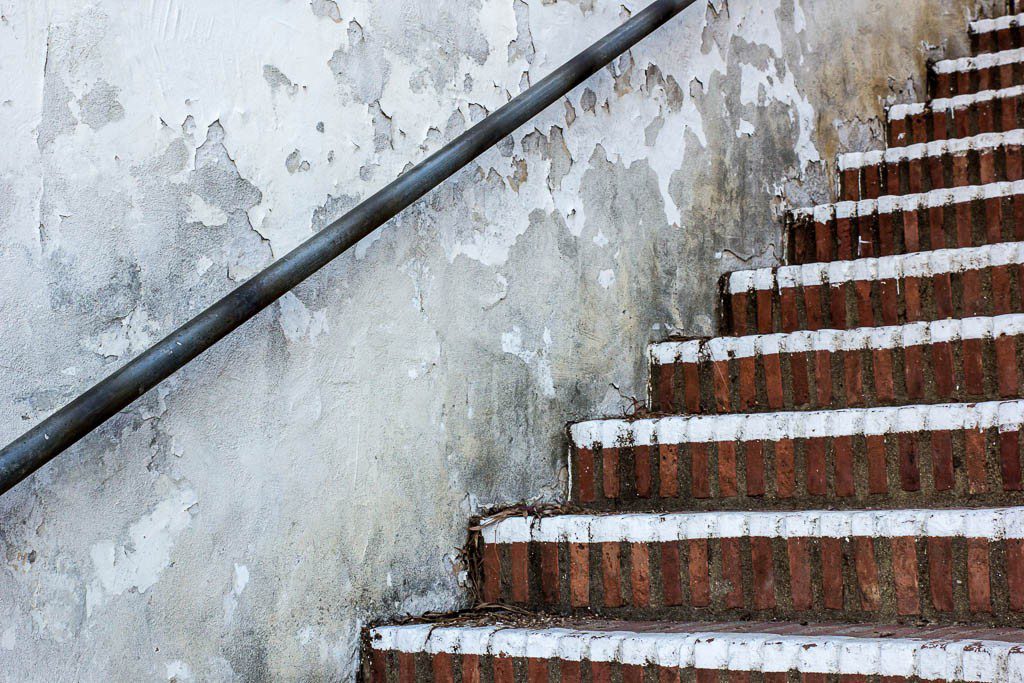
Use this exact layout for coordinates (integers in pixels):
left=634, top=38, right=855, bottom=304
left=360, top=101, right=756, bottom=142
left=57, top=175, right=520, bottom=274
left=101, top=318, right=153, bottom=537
left=788, top=181, right=1024, bottom=266
left=475, top=508, right=1024, bottom=625
left=723, top=242, right=1024, bottom=337
left=570, top=401, right=1024, bottom=510
left=368, top=619, right=1024, bottom=683
left=837, top=130, right=1024, bottom=202
left=972, top=13, right=1024, bottom=55
left=889, top=86, right=1024, bottom=146
left=650, top=315, right=1024, bottom=416
left=929, top=48, right=1024, bottom=98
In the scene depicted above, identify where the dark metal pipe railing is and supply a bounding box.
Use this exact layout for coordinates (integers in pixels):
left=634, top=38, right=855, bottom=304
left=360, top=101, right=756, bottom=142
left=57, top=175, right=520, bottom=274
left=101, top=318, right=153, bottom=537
left=0, top=0, right=696, bottom=496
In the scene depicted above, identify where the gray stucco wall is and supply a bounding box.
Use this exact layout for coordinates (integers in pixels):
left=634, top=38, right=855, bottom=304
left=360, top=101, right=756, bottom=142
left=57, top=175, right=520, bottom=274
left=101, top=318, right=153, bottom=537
left=0, top=0, right=1003, bottom=679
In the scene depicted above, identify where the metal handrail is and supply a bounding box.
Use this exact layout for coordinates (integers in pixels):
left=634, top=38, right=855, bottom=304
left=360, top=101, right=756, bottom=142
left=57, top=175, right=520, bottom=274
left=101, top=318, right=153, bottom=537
left=0, top=0, right=696, bottom=495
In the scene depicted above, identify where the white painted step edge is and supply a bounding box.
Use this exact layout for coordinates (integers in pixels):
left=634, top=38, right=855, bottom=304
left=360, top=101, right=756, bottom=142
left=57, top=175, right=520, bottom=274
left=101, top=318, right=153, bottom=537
left=371, top=623, right=1024, bottom=682
left=836, top=128, right=1024, bottom=171
left=571, top=400, right=1024, bottom=447
left=649, top=313, right=1024, bottom=364
left=790, top=179, right=1024, bottom=222
left=933, top=47, right=1024, bottom=75
left=476, top=507, right=1024, bottom=544
left=972, top=13, right=1024, bottom=35
left=727, top=241, right=1024, bottom=293
left=889, top=84, right=1024, bottom=121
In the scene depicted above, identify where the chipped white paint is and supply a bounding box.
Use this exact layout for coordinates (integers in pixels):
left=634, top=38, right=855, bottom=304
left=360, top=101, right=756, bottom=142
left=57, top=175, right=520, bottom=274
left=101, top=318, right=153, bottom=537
left=791, top=179, right=1024, bottom=220
left=972, top=13, right=1024, bottom=34
left=728, top=241, right=1024, bottom=293
left=837, top=129, right=1024, bottom=170
left=88, top=487, right=198, bottom=607
left=933, top=46, right=1024, bottom=74
left=889, top=84, right=1024, bottom=120
left=649, top=313, right=1024, bottom=364
left=370, top=624, right=1024, bottom=681
left=476, top=507, right=1024, bottom=544
left=597, top=269, right=616, bottom=289
left=571, top=400, right=1024, bottom=448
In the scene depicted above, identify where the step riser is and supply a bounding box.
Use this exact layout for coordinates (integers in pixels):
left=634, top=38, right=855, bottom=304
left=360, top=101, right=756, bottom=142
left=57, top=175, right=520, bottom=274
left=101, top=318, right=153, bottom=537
left=929, top=59, right=1024, bottom=98
left=787, top=190, right=1024, bottom=266
left=477, top=533, right=1024, bottom=625
left=650, top=326, right=1024, bottom=416
left=889, top=89, right=1024, bottom=145
left=973, top=24, right=1024, bottom=56
left=838, top=142, right=1022, bottom=201
left=572, top=424, right=1024, bottom=510
left=724, top=262, right=1024, bottom=336
left=369, top=649, right=1009, bottom=683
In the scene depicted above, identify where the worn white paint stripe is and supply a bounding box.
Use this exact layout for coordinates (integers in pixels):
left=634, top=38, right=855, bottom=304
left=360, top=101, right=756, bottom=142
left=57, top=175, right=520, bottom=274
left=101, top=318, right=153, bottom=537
left=791, top=179, right=1024, bottom=220
left=571, top=400, right=1024, bottom=448
left=474, top=507, right=1024, bottom=544
left=649, top=314, right=1024, bottom=364
left=370, top=624, right=1024, bottom=680
left=933, top=47, right=1024, bottom=74
left=972, top=13, right=1024, bottom=34
left=889, top=85, right=1024, bottom=120
left=727, top=241, right=1024, bottom=293
left=836, top=129, right=1024, bottom=170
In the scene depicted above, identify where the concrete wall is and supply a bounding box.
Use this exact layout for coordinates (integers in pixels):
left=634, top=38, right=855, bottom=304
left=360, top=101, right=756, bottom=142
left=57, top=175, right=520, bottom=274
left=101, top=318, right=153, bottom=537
left=0, top=0, right=1002, bottom=679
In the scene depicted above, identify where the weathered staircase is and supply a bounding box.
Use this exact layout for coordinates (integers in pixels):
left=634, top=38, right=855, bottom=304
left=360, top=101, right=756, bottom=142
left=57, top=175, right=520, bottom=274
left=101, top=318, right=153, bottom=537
left=365, top=8, right=1024, bottom=682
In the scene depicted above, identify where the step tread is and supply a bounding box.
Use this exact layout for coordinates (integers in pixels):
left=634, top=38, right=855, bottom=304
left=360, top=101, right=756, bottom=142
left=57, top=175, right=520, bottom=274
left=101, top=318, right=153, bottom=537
left=933, top=47, right=1024, bottom=75
left=650, top=313, right=1024, bottom=365
left=791, top=179, right=1024, bottom=224
left=479, top=506, right=1024, bottom=544
left=727, top=240, right=1024, bottom=294
left=837, top=129, right=1024, bottom=171
left=889, top=84, right=1024, bottom=121
left=571, top=399, right=1024, bottom=447
left=972, top=13, right=1024, bottom=35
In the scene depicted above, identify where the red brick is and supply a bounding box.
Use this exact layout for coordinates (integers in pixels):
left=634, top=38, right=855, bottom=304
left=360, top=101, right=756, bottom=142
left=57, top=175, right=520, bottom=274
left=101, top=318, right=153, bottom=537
left=731, top=292, right=750, bottom=335
left=756, top=289, right=773, bottom=334
left=966, top=429, right=990, bottom=494
left=963, top=337, right=985, bottom=396
left=659, top=444, right=679, bottom=499
left=775, top=440, right=796, bottom=498
left=931, top=341, right=955, bottom=398
left=493, top=658, right=514, bottom=683
left=738, top=356, right=757, bottom=411
left=904, top=344, right=925, bottom=399
left=635, top=445, right=653, bottom=499
left=433, top=653, right=455, bottom=683
left=696, top=670, right=717, bottom=683
left=931, top=431, right=955, bottom=492
left=510, top=542, right=529, bottom=603
left=829, top=283, right=848, bottom=329
left=750, top=537, right=776, bottom=610
left=527, top=659, right=549, bottom=683
left=655, top=363, right=675, bottom=413
left=559, top=661, right=580, bottom=683
left=689, top=539, right=711, bottom=607
left=866, top=435, right=888, bottom=495
left=631, top=543, right=651, bottom=608
left=575, top=447, right=596, bottom=504
left=602, top=448, right=620, bottom=499
left=591, top=662, right=612, bottom=683
left=854, top=537, right=882, bottom=611
left=621, top=665, right=643, bottom=683
left=713, top=359, right=732, bottom=413
left=898, top=433, right=921, bottom=492
left=482, top=543, right=501, bottom=602
left=872, top=348, right=895, bottom=402
left=682, top=363, right=701, bottom=413
left=781, top=288, right=799, bottom=332
left=720, top=538, right=744, bottom=609
left=821, top=537, right=845, bottom=610
left=996, top=336, right=1020, bottom=396
left=661, top=542, right=683, bottom=606
left=370, top=648, right=387, bottom=683
left=833, top=435, right=855, bottom=498
left=853, top=281, right=874, bottom=327
left=927, top=537, right=954, bottom=613
left=398, top=652, right=416, bottom=683
left=658, top=667, right=680, bottom=683
left=601, top=542, right=623, bottom=608
left=790, top=351, right=810, bottom=407
left=814, top=350, right=833, bottom=407
left=967, top=538, right=993, bottom=614
left=744, top=440, right=766, bottom=497
left=891, top=537, right=921, bottom=616
left=540, top=543, right=559, bottom=605
left=717, top=442, right=738, bottom=498
left=1000, top=430, right=1023, bottom=491
left=464, top=655, right=481, bottom=683
left=804, top=285, right=824, bottom=330
left=806, top=438, right=827, bottom=496
left=570, top=543, right=590, bottom=608
left=788, top=537, right=812, bottom=610
left=763, top=353, right=784, bottom=410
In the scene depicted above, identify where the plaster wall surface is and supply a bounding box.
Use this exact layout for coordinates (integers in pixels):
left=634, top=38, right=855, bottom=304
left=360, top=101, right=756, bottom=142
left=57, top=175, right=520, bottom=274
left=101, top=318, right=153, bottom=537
left=0, top=0, right=1003, bottom=679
